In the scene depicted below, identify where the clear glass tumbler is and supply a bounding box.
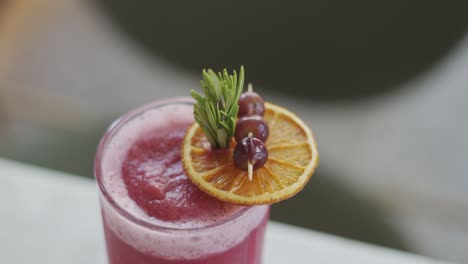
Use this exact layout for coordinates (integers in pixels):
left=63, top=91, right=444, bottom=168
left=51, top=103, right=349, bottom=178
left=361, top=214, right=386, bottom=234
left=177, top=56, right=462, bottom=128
left=94, top=98, right=269, bottom=264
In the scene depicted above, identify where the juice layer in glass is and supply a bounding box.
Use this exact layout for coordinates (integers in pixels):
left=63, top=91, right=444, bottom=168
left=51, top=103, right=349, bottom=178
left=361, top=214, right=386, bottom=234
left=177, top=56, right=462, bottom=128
left=95, top=98, right=269, bottom=264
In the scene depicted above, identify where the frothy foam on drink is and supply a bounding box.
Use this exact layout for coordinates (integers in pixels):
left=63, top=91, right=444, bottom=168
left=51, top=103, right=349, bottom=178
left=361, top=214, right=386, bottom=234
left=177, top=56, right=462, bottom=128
left=99, top=101, right=268, bottom=260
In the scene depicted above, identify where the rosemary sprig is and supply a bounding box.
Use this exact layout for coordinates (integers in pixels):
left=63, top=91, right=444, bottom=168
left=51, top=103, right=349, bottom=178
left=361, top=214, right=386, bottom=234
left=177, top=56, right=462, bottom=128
left=191, top=66, right=245, bottom=149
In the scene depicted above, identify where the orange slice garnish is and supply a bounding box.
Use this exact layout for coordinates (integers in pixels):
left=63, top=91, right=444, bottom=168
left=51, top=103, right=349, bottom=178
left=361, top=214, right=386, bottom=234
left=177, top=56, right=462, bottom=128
left=182, top=102, right=319, bottom=205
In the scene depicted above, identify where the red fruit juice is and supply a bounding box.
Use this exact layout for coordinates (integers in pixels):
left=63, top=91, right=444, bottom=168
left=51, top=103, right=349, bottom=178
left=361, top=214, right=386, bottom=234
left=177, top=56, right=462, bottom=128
left=95, top=98, right=269, bottom=264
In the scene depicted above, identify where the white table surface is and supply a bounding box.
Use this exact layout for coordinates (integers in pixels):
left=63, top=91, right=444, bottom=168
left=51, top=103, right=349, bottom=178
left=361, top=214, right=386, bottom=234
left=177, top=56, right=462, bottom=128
left=0, top=158, right=451, bottom=264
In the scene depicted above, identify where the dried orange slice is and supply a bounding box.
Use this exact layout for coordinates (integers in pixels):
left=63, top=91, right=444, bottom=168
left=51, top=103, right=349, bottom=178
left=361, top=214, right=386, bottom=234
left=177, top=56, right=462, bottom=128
left=182, top=102, right=319, bottom=205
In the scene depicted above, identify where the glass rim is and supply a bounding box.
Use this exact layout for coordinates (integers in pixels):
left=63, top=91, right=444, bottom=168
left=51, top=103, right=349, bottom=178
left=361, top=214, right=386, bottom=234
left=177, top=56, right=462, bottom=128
left=94, top=97, right=253, bottom=233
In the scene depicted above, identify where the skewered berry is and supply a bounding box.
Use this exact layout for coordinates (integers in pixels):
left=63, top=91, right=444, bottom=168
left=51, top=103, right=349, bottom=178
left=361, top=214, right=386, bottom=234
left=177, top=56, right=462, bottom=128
left=238, top=91, right=265, bottom=117
left=235, top=116, right=269, bottom=143
left=233, top=137, right=268, bottom=171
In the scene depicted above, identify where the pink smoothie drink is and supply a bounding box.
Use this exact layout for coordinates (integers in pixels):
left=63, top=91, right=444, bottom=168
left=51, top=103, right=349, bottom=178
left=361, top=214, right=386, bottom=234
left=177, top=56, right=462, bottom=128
left=95, top=98, right=269, bottom=264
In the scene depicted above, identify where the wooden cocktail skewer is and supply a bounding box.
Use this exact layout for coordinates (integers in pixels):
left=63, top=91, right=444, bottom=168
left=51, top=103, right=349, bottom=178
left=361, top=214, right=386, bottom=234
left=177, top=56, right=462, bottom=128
left=247, top=132, right=253, bottom=181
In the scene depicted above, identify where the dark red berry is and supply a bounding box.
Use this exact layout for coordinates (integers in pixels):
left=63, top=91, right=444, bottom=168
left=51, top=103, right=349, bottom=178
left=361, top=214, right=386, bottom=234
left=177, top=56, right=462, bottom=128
left=235, top=116, right=269, bottom=143
left=233, top=137, right=268, bottom=170
left=238, top=91, right=265, bottom=117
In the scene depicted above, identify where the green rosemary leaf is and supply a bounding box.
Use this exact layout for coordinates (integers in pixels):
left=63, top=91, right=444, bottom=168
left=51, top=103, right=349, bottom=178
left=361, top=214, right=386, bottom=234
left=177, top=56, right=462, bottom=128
left=191, top=66, right=245, bottom=148
left=216, top=129, right=229, bottom=148
left=219, top=120, right=230, bottom=131
left=190, top=90, right=204, bottom=104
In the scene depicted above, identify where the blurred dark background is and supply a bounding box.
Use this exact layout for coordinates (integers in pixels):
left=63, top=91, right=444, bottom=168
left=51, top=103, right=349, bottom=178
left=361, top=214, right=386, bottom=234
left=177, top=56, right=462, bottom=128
left=2, top=0, right=468, bottom=262
left=98, top=0, right=468, bottom=100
